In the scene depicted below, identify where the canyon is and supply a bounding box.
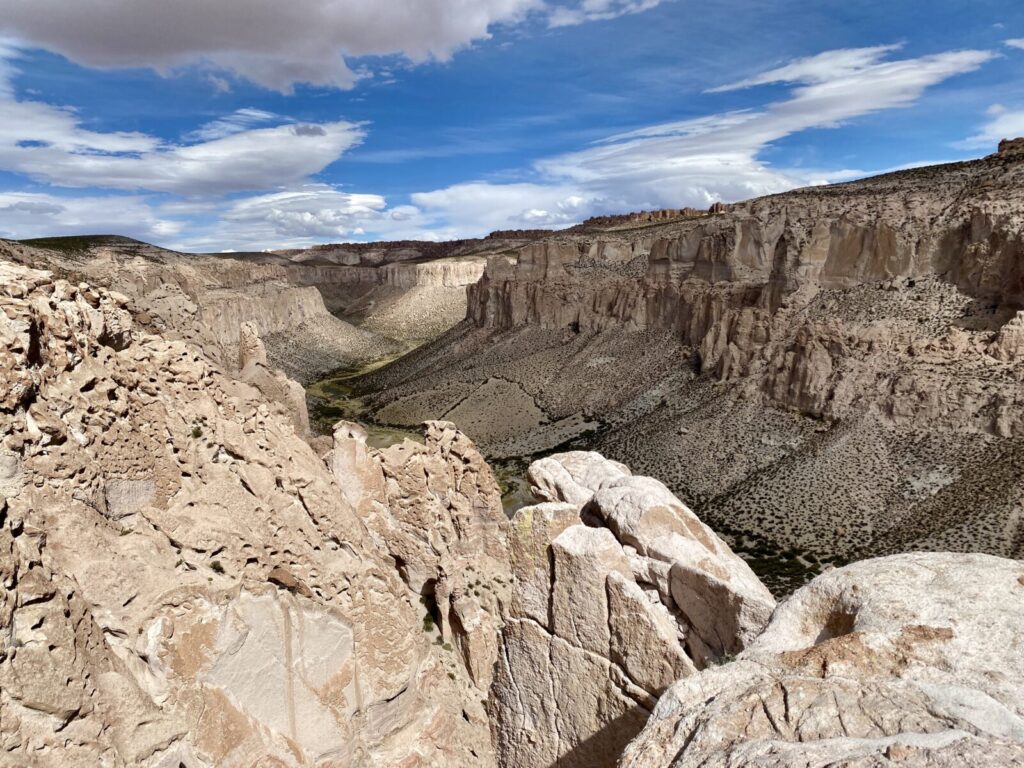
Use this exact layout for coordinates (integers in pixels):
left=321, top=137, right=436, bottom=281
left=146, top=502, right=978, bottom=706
left=354, top=139, right=1024, bottom=591
left=1, top=142, right=1024, bottom=767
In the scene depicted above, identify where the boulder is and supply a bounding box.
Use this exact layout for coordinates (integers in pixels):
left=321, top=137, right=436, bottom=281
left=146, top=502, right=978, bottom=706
left=622, top=552, right=1024, bottom=767
left=490, top=452, right=774, bottom=768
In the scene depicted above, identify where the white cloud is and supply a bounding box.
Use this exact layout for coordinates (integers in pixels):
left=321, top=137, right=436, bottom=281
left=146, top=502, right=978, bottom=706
left=548, top=0, right=666, bottom=28
left=1006, top=39, right=1024, bottom=50
left=185, top=108, right=279, bottom=141
left=410, top=45, right=995, bottom=236
left=224, top=185, right=390, bottom=239
left=0, top=43, right=1001, bottom=250
left=166, top=185, right=443, bottom=252
left=0, top=191, right=182, bottom=241
left=957, top=104, right=1024, bottom=149
left=0, top=0, right=556, bottom=93
left=0, top=49, right=365, bottom=195
left=412, top=182, right=596, bottom=232
left=707, top=45, right=902, bottom=92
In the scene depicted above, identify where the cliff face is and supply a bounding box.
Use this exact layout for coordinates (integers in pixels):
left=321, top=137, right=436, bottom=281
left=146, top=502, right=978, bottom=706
left=0, top=261, right=505, bottom=766
left=0, top=239, right=400, bottom=384
left=469, top=146, right=1024, bottom=382
left=358, top=145, right=1024, bottom=587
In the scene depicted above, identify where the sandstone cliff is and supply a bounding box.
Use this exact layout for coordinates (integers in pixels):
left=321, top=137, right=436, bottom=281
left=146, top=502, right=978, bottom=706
left=0, top=261, right=501, bottom=766
left=354, top=143, right=1024, bottom=591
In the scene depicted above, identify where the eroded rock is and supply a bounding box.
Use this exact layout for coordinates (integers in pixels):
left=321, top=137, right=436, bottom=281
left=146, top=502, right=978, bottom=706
left=622, top=553, right=1024, bottom=767
left=491, top=451, right=774, bottom=768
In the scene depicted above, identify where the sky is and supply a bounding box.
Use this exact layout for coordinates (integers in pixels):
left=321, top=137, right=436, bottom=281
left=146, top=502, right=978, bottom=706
left=0, top=1, right=1022, bottom=252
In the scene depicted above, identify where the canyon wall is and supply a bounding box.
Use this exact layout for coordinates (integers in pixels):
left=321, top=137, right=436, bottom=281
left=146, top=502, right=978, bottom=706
left=3, top=258, right=1024, bottom=767
left=0, top=240, right=401, bottom=383
left=0, top=262, right=503, bottom=766
left=468, top=142, right=1024, bottom=425
left=357, top=143, right=1024, bottom=589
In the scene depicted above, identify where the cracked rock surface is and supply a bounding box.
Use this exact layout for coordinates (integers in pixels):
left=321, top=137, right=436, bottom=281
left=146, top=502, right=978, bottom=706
left=490, top=451, right=776, bottom=768
left=621, top=552, right=1024, bottom=767
left=0, top=261, right=500, bottom=767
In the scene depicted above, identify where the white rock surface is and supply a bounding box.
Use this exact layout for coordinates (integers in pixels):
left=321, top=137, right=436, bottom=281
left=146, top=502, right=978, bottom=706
left=622, top=552, right=1024, bottom=767
left=491, top=451, right=775, bottom=768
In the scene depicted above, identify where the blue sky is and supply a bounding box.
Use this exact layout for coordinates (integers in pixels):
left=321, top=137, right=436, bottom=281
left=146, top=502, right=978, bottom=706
left=0, top=0, right=1022, bottom=251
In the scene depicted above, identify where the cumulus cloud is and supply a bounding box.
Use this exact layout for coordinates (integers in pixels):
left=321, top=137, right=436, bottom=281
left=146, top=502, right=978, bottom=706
left=0, top=191, right=182, bottom=241
left=1006, top=39, right=1024, bottom=50
left=0, top=43, right=1001, bottom=250
left=0, top=0, right=551, bottom=92
left=224, top=186, right=390, bottom=238
left=0, top=49, right=364, bottom=195
left=412, top=182, right=596, bottom=232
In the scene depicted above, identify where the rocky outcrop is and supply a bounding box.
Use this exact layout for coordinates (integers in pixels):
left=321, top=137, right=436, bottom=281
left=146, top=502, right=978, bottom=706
left=236, top=321, right=310, bottom=434
left=0, top=261, right=497, bottom=766
left=330, top=420, right=512, bottom=690
left=0, top=238, right=400, bottom=383
left=622, top=552, right=1024, bottom=767
left=356, top=144, right=1024, bottom=589
left=490, top=452, right=775, bottom=768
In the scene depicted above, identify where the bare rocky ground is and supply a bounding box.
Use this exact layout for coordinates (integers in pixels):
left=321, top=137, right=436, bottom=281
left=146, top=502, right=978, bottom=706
left=3, top=238, right=1024, bottom=765
left=355, top=141, right=1024, bottom=594
left=4, top=144, right=1024, bottom=767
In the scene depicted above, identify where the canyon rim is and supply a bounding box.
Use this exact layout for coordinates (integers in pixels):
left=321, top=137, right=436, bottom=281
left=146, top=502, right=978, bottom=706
left=2, top=3, right=1024, bottom=767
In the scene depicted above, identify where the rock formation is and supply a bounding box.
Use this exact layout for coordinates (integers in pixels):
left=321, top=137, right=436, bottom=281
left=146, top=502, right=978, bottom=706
left=490, top=452, right=775, bottom=768
left=622, top=552, right=1024, bottom=766
left=0, top=237, right=399, bottom=384
left=0, top=261, right=501, bottom=766
left=353, top=142, right=1024, bottom=592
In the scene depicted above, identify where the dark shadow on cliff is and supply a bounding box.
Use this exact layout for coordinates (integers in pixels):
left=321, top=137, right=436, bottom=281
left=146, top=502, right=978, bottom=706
left=543, top=704, right=651, bottom=768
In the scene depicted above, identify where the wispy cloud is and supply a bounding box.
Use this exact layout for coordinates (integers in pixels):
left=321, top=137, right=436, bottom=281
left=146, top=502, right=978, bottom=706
left=409, top=45, right=996, bottom=237
left=956, top=103, right=1024, bottom=149
left=185, top=108, right=279, bottom=141
left=706, top=45, right=903, bottom=93
left=0, top=48, right=365, bottom=195
left=548, top=0, right=667, bottom=28
left=1006, top=39, right=1024, bottom=50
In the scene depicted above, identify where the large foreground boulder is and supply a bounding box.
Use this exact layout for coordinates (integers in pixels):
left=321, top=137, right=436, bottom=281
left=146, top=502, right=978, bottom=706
left=490, top=452, right=776, bottom=768
left=621, top=552, right=1024, bottom=766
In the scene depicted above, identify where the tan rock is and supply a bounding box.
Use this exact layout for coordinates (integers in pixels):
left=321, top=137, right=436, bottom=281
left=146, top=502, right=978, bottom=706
left=490, top=452, right=773, bottom=768
left=622, top=553, right=1024, bottom=767
left=0, top=262, right=496, bottom=767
